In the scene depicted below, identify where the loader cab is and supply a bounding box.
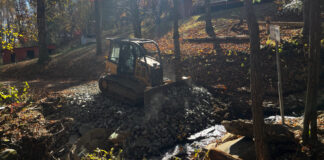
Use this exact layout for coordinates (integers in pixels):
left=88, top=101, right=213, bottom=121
left=113, top=42, right=136, bottom=75
left=105, top=38, right=163, bottom=87
left=106, top=41, right=137, bottom=75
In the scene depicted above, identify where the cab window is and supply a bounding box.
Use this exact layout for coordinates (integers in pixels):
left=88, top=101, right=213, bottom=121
left=109, top=43, right=120, bottom=63
left=132, top=44, right=141, bottom=58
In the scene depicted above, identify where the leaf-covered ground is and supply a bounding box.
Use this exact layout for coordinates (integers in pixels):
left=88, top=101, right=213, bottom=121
left=154, top=2, right=302, bottom=56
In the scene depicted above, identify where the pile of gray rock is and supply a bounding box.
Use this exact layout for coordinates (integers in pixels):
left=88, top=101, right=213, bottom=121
left=43, top=82, right=224, bottom=159
left=123, top=85, right=222, bottom=159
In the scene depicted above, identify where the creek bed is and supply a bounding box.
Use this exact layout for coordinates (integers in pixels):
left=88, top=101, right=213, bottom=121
left=160, top=115, right=301, bottom=159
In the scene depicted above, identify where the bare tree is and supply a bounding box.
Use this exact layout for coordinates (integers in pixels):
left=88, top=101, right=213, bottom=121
left=204, top=0, right=221, bottom=51
left=95, top=0, right=102, bottom=55
left=173, top=0, right=181, bottom=81
left=204, top=0, right=215, bottom=38
left=37, top=0, right=49, bottom=64
left=244, top=0, right=270, bottom=159
left=129, top=0, right=142, bottom=38
left=302, top=0, right=321, bottom=145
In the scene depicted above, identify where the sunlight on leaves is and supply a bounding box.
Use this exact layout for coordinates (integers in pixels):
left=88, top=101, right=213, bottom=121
left=241, top=63, right=245, bottom=67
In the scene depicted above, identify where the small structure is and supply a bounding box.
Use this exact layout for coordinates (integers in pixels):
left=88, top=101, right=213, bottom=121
left=81, top=35, right=96, bottom=45
left=1, top=45, right=55, bottom=64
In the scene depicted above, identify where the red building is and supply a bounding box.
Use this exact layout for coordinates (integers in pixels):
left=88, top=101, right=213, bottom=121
left=1, top=45, right=55, bottom=64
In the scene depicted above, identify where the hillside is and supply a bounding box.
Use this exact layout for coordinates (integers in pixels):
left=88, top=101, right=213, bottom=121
left=154, top=2, right=301, bottom=56
left=1, top=1, right=324, bottom=159
left=0, top=3, right=302, bottom=82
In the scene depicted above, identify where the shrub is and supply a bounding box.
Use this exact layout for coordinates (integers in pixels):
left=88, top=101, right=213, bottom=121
left=0, top=82, right=30, bottom=105
left=82, top=148, right=123, bottom=160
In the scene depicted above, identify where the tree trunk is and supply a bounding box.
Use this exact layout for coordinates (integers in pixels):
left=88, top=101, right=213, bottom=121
left=154, top=0, right=161, bottom=25
left=154, top=2, right=161, bottom=37
left=37, top=0, right=49, bottom=64
left=302, top=0, right=321, bottom=145
left=130, top=0, right=142, bottom=38
left=95, top=0, right=102, bottom=55
left=204, top=0, right=215, bottom=38
left=303, top=0, right=310, bottom=40
left=244, top=0, right=270, bottom=160
left=204, top=0, right=221, bottom=52
left=173, top=0, right=181, bottom=81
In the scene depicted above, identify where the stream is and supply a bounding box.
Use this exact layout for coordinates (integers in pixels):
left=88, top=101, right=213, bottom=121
left=159, top=115, right=300, bottom=160
left=161, top=125, right=226, bottom=159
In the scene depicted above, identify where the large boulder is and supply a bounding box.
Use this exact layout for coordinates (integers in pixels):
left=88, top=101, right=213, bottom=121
left=208, top=148, right=242, bottom=160
left=215, top=137, right=255, bottom=160
left=221, top=119, right=296, bottom=143
left=69, top=128, right=109, bottom=160
left=220, top=119, right=301, bottom=159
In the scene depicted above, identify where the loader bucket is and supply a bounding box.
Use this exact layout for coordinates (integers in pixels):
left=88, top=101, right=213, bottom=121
left=144, top=77, right=192, bottom=108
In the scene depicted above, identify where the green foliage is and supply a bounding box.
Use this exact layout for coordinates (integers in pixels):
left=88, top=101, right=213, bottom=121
left=287, top=39, right=300, bottom=46
left=0, top=82, right=30, bottom=105
left=45, top=0, right=93, bottom=45
left=192, top=149, right=210, bottom=160
left=82, top=148, right=123, bottom=160
left=171, top=156, right=182, bottom=160
left=241, top=63, right=245, bottom=67
left=266, top=39, right=276, bottom=47
left=0, top=25, right=23, bottom=51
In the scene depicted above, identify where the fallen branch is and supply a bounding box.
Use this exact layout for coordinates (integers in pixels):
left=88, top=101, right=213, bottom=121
left=257, top=21, right=304, bottom=27
left=51, top=122, right=65, bottom=136
left=183, top=35, right=250, bottom=44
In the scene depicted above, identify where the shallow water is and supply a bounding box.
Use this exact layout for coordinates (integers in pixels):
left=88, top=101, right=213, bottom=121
left=161, top=125, right=226, bottom=160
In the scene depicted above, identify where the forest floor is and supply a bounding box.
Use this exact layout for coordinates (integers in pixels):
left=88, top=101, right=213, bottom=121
left=1, top=1, right=324, bottom=160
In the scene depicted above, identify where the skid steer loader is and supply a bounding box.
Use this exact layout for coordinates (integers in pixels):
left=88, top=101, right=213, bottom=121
left=98, top=38, right=190, bottom=106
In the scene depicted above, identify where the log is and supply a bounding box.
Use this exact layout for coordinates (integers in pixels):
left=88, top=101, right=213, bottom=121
left=183, top=35, right=250, bottom=44
left=221, top=119, right=296, bottom=143
left=257, top=21, right=304, bottom=27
